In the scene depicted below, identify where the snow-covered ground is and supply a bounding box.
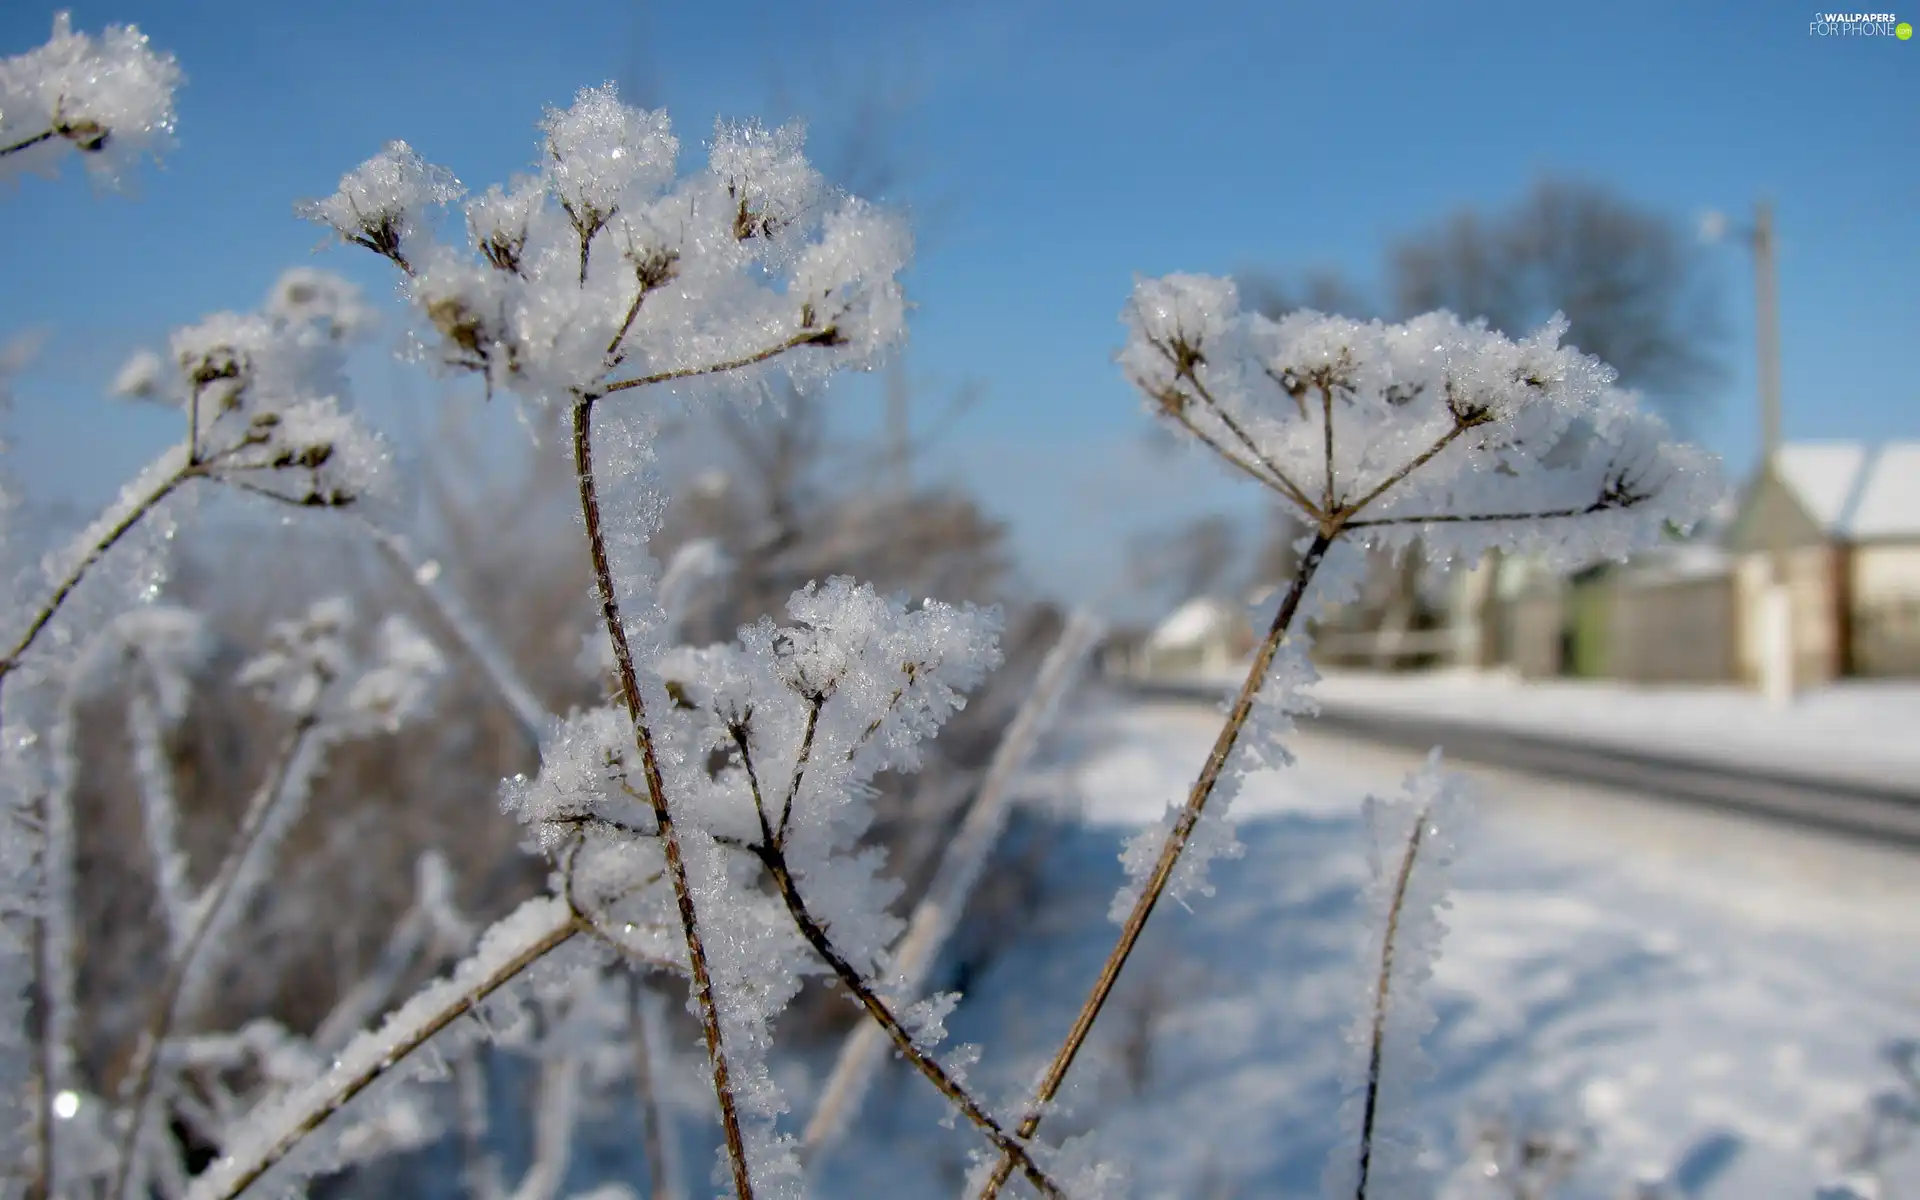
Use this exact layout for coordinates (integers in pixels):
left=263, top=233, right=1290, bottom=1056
left=1174, top=665, right=1920, bottom=791
left=807, top=696, right=1920, bottom=1199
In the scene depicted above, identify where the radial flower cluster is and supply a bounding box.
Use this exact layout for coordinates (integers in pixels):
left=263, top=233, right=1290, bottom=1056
left=1119, top=273, right=1722, bottom=573
left=111, top=269, right=390, bottom=509
left=298, top=86, right=912, bottom=409
left=0, top=11, right=181, bottom=187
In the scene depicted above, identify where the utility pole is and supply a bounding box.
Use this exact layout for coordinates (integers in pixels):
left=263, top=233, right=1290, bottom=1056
left=1752, top=199, right=1795, bottom=705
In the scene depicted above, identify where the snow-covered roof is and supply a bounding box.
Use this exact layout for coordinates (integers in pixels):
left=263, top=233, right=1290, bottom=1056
left=1771, top=441, right=1920, bottom=541
left=1146, top=597, right=1242, bottom=650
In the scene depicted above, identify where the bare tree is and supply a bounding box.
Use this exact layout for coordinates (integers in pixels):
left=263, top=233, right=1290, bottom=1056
left=1390, top=177, right=1723, bottom=425
left=1236, top=267, right=1376, bottom=323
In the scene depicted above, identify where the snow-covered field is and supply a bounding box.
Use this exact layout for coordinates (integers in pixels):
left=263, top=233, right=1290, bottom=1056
left=806, top=696, right=1920, bottom=1198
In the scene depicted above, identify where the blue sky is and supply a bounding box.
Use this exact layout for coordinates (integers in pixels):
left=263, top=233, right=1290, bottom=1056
left=3, top=0, right=1915, bottom=618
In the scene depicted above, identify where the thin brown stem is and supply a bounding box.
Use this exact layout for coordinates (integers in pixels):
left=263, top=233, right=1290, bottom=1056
left=0, top=129, right=56, bottom=158
left=732, top=722, right=778, bottom=849
left=977, top=532, right=1334, bottom=1198
left=1150, top=390, right=1318, bottom=516
left=754, top=844, right=1065, bottom=1198
left=571, top=395, right=757, bottom=1199
left=601, top=328, right=840, bottom=395
left=1338, top=423, right=1473, bottom=520
left=1184, top=373, right=1320, bottom=517
left=1344, top=504, right=1600, bottom=529
left=1321, top=383, right=1337, bottom=513
left=1354, top=806, right=1432, bottom=1200
left=110, top=713, right=320, bottom=1200
left=778, top=694, right=824, bottom=841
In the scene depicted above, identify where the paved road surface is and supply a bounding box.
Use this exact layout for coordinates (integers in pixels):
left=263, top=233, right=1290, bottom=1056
left=1123, top=678, right=1920, bottom=848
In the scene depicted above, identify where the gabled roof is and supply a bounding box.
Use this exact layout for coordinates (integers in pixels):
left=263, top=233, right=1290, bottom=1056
left=1767, top=441, right=1920, bottom=541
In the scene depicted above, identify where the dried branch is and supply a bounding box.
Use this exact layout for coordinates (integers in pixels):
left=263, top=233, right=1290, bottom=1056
left=0, top=129, right=57, bottom=158
left=804, top=612, right=1103, bottom=1155
left=754, top=841, right=1065, bottom=1198
left=1353, top=805, right=1432, bottom=1200
left=187, top=901, right=584, bottom=1200
left=570, top=392, right=757, bottom=1198
left=601, top=327, right=844, bottom=396
left=978, top=534, right=1333, bottom=1197
left=112, top=712, right=322, bottom=1200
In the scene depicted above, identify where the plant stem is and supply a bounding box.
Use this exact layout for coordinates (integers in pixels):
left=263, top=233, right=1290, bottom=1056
left=0, top=129, right=56, bottom=158
left=193, top=902, right=583, bottom=1200
left=570, top=395, right=756, bottom=1199
left=1353, top=804, right=1431, bottom=1200
left=755, top=845, right=1065, bottom=1199
left=111, top=713, right=320, bottom=1200
left=977, top=531, right=1334, bottom=1198
left=0, top=459, right=194, bottom=711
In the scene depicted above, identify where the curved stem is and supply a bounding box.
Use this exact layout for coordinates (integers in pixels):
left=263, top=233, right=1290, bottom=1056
left=1353, top=805, right=1431, bottom=1200
left=977, top=532, right=1333, bottom=1198
left=756, top=845, right=1064, bottom=1198
left=188, top=902, right=583, bottom=1200
left=0, top=454, right=195, bottom=710
left=570, top=395, right=756, bottom=1198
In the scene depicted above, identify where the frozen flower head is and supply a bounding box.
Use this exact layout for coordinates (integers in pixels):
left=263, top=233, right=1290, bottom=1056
left=108, top=272, right=391, bottom=506
left=0, top=12, right=181, bottom=187
left=306, top=84, right=912, bottom=409
left=296, top=140, right=462, bottom=270
left=238, top=596, right=357, bottom=717
left=341, top=614, right=445, bottom=734
left=266, top=267, right=373, bottom=341
left=238, top=599, right=443, bottom=734
left=1118, top=274, right=1722, bottom=578
left=540, top=84, right=677, bottom=227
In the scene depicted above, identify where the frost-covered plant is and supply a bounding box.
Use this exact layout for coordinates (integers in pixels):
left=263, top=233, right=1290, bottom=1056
left=45, top=599, right=448, bottom=1199
left=973, top=277, right=1720, bottom=1196
left=0, top=11, right=178, bottom=189
left=171, top=82, right=1079, bottom=1200
left=2, top=264, right=388, bottom=709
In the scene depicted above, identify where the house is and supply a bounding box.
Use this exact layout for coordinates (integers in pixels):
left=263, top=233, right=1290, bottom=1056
left=1451, top=440, right=1920, bottom=686
left=1723, top=441, right=1920, bottom=681
left=1135, top=596, right=1255, bottom=677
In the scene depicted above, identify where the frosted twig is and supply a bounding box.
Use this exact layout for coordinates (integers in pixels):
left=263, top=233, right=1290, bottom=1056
left=599, top=326, right=845, bottom=395
left=185, top=899, right=584, bottom=1200
left=752, top=839, right=1065, bottom=1198
left=0, top=445, right=195, bottom=711
left=976, top=534, right=1333, bottom=1197
left=803, top=610, right=1103, bottom=1155
left=351, top=515, right=549, bottom=747
left=570, top=392, right=757, bottom=1198
left=454, top=1051, right=507, bottom=1200
left=111, top=713, right=322, bottom=1200
left=1352, top=804, right=1431, bottom=1200
left=511, top=1050, right=582, bottom=1200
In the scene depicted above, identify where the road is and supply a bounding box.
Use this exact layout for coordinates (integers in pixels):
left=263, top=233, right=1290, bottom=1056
left=1124, top=678, right=1920, bottom=848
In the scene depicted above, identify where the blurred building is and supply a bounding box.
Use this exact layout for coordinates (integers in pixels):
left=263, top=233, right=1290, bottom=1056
left=1449, top=441, right=1920, bottom=686
left=1134, top=595, right=1255, bottom=676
